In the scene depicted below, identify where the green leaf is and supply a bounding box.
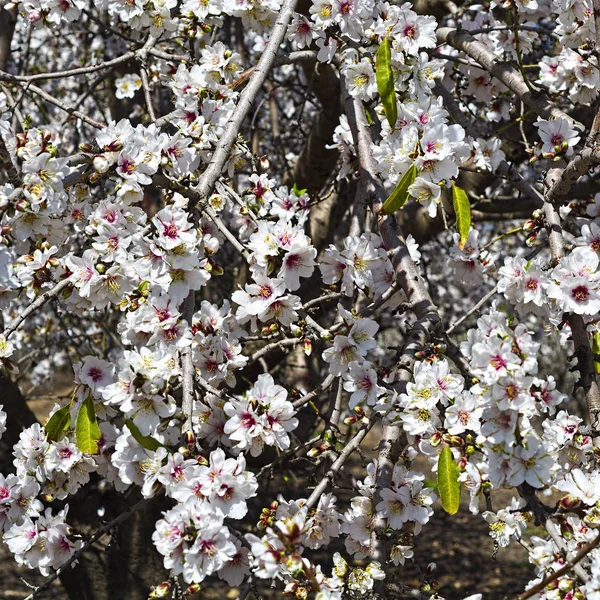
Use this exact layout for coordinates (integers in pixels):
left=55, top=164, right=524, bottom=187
left=45, top=404, right=71, bottom=442
left=125, top=419, right=165, bottom=453
left=292, top=183, right=307, bottom=197
left=376, top=36, right=397, bottom=130
left=452, top=183, right=471, bottom=250
left=381, top=164, right=418, bottom=215
left=76, top=396, right=101, bottom=455
left=593, top=333, right=600, bottom=374
left=437, top=445, right=461, bottom=515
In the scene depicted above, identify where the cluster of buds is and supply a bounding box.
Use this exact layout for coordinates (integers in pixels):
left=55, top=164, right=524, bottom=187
left=418, top=562, right=441, bottom=595
left=119, top=280, right=151, bottom=312
left=528, top=141, right=572, bottom=162
left=257, top=500, right=279, bottom=530
left=343, top=405, right=368, bottom=426
left=522, top=209, right=546, bottom=247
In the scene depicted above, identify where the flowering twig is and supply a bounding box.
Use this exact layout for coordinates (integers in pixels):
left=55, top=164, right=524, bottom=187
left=3, top=278, right=71, bottom=340
left=437, top=27, right=576, bottom=124
left=305, top=417, right=377, bottom=509
left=23, top=497, right=150, bottom=600
left=518, top=530, right=600, bottom=599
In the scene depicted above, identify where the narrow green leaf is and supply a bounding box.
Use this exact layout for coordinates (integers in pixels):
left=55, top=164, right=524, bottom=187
left=593, top=333, right=600, bottom=374
left=45, top=404, right=71, bottom=442
left=292, top=183, right=307, bottom=197
left=126, top=419, right=165, bottom=453
left=381, top=164, right=418, bottom=215
left=452, top=183, right=471, bottom=250
left=76, top=396, right=101, bottom=455
left=376, top=36, right=397, bottom=130
left=437, top=445, right=461, bottom=515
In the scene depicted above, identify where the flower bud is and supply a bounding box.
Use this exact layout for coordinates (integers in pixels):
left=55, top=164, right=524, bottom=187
left=559, top=518, right=574, bottom=539
left=429, top=432, right=443, bottom=447
left=457, top=457, right=468, bottom=471
left=559, top=495, right=581, bottom=512
left=302, top=339, right=312, bottom=356
left=425, top=562, right=437, bottom=576
left=95, top=263, right=106, bottom=274
left=93, top=154, right=112, bottom=174
left=186, top=583, right=201, bottom=595
left=149, top=582, right=171, bottom=598
left=260, top=155, right=270, bottom=170
left=465, top=444, right=475, bottom=456
left=320, top=329, right=333, bottom=341
left=558, top=578, right=574, bottom=592
left=178, top=446, right=191, bottom=458
left=522, top=219, right=536, bottom=232
left=196, top=455, right=209, bottom=466
left=79, top=142, right=94, bottom=153
left=210, top=262, right=224, bottom=276
left=449, top=435, right=464, bottom=447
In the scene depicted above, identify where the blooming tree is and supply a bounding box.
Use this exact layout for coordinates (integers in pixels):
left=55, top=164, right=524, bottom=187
left=2, top=0, right=600, bottom=598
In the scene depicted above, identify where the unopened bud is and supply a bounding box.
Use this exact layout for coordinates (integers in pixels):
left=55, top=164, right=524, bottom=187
left=14, top=199, right=29, bottom=212
left=559, top=519, right=574, bottom=540
left=260, top=155, right=270, bottom=170
left=465, top=444, right=475, bottom=456
left=210, top=262, right=224, bottom=276
left=323, top=429, right=335, bottom=445
left=149, top=582, right=171, bottom=598
left=449, top=435, right=464, bottom=447
left=559, top=495, right=581, bottom=512
left=93, top=154, right=112, bottom=174
left=522, top=220, right=536, bottom=232
left=105, top=141, right=123, bottom=152
left=558, top=578, right=574, bottom=592
left=302, top=339, right=312, bottom=356
left=425, top=562, right=437, bottom=576
left=184, top=431, right=196, bottom=447
left=320, top=329, right=333, bottom=341
left=186, top=583, right=201, bottom=595
left=196, top=455, right=209, bottom=466
left=95, top=262, right=106, bottom=274
left=178, top=446, right=191, bottom=458
left=429, top=432, right=443, bottom=447
left=79, top=143, right=94, bottom=153
left=457, top=457, right=468, bottom=471
left=344, top=415, right=358, bottom=425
